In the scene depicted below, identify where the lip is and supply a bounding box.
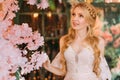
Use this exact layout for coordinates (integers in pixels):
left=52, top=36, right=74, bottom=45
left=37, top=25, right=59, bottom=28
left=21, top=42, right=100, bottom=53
left=72, top=22, right=79, bottom=27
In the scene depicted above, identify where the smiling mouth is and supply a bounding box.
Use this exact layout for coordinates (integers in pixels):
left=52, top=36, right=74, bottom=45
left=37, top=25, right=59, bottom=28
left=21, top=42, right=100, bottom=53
left=73, top=22, right=79, bottom=26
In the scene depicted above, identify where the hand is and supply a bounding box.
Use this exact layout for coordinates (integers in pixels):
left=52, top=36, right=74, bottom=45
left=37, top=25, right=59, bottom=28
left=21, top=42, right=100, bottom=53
left=43, top=59, right=51, bottom=70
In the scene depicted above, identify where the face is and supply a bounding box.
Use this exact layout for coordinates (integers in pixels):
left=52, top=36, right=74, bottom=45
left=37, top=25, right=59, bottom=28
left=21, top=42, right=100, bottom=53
left=71, top=7, right=88, bottom=30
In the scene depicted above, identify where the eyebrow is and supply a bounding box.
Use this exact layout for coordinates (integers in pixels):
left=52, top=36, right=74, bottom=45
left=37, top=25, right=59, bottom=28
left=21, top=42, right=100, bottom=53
left=72, top=11, right=83, bottom=14
left=77, top=12, right=84, bottom=16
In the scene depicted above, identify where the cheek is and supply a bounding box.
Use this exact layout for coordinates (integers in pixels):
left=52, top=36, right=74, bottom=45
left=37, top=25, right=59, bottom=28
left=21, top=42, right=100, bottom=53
left=79, top=19, right=87, bottom=25
left=79, top=18, right=85, bottom=22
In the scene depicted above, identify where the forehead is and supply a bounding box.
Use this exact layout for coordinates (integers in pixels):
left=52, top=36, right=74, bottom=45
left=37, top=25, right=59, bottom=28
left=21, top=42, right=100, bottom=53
left=72, top=7, right=85, bottom=14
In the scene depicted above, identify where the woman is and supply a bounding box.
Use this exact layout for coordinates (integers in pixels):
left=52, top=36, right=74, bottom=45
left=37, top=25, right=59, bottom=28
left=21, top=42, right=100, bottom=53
left=43, top=2, right=111, bottom=80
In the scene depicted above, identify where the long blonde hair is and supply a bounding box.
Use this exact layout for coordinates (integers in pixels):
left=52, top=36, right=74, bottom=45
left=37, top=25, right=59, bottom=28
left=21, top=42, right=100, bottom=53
left=60, top=2, right=101, bottom=77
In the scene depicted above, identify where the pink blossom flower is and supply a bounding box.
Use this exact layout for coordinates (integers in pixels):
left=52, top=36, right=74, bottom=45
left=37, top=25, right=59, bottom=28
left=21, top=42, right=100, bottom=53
left=1, top=18, right=46, bottom=80
left=27, top=0, right=49, bottom=9
left=113, top=37, right=120, bottom=48
left=110, top=25, right=120, bottom=35
left=34, top=52, right=48, bottom=69
left=1, top=0, right=19, bottom=20
left=27, top=0, right=37, bottom=5
left=0, top=18, right=46, bottom=80
left=21, top=62, right=34, bottom=74
left=0, top=0, right=49, bottom=79
left=0, top=62, right=10, bottom=79
left=102, top=30, right=113, bottom=43
left=58, top=0, right=62, bottom=3
left=37, top=0, right=49, bottom=9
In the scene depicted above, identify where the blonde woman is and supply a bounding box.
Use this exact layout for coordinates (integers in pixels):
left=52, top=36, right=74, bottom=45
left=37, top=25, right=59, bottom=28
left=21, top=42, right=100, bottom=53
left=43, top=2, right=111, bottom=80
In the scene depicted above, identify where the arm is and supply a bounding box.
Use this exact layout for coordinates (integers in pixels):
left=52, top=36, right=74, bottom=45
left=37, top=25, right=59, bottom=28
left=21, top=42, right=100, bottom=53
left=43, top=52, right=66, bottom=76
left=98, top=37, right=112, bottom=80
left=43, top=36, right=66, bottom=76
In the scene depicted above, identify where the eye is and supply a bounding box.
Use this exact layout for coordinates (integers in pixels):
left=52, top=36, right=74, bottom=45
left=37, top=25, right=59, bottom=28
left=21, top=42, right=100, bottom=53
left=72, top=13, right=75, bottom=17
left=79, top=14, right=84, bottom=18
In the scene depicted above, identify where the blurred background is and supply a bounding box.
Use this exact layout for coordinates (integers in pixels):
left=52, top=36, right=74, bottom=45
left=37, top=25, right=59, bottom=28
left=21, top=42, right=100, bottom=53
left=13, top=0, right=120, bottom=80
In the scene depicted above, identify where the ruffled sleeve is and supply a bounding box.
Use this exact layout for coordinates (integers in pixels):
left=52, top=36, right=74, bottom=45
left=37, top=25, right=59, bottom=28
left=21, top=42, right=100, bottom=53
left=98, top=37, right=112, bottom=80
left=51, top=52, right=63, bottom=69
left=99, top=55, right=112, bottom=80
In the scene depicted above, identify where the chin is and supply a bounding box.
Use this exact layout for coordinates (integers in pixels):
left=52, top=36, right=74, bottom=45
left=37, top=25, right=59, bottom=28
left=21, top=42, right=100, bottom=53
left=71, top=26, right=80, bottom=30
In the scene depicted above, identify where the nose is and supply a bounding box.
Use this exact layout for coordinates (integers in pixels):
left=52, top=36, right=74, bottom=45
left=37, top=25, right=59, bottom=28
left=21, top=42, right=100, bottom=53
left=72, top=15, right=78, bottom=21
left=72, top=18, right=78, bottom=23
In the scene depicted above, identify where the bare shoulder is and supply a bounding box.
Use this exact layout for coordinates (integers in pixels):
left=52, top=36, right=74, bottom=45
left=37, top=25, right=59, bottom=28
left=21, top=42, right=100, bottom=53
left=59, top=36, right=65, bottom=44
left=59, top=35, right=66, bottom=49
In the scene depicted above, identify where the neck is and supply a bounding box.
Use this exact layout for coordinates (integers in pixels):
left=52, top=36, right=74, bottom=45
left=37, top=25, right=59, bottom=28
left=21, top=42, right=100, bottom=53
left=75, top=29, right=87, bottom=41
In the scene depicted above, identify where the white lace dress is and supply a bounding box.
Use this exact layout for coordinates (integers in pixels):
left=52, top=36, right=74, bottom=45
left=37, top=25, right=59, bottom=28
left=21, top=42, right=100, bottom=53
left=51, top=45, right=111, bottom=80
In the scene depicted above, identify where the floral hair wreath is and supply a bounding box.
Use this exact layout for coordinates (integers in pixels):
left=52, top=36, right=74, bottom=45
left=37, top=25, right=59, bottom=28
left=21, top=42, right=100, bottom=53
left=82, top=3, right=102, bottom=20
left=71, top=2, right=101, bottom=20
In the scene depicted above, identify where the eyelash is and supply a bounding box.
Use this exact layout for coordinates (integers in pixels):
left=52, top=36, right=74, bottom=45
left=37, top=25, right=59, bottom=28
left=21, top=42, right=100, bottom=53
left=72, top=13, right=84, bottom=18
left=79, top=14, right=83, bottom=18
left=72, top=13, right=75, bottom=16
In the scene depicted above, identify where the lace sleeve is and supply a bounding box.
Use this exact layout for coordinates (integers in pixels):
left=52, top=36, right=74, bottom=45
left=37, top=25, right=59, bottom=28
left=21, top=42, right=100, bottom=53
left=99, top=56, right=112, bottom=80
left=98, top=37, right=112, bottom=80
left=51, top=52, right=63, bottom=69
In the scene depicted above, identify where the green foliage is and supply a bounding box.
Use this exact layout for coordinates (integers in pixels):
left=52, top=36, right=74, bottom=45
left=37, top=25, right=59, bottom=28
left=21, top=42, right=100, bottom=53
left=93, top=0, right=104, bottom=3
left=15, top=69, right=21, bottom=80
left=37, top=0, right=41, bottom=3
left=48, top=0, right=56, bottom=10
left=102, top=22, right=120, bottom=69
left=105, top=44, right=119, bottom=69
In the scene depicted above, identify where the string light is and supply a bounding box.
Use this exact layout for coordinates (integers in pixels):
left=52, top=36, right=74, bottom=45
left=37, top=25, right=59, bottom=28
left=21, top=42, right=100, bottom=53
left=47, top=11, right=52, bottom=18
left=33, top=13, right=39, bottom=18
